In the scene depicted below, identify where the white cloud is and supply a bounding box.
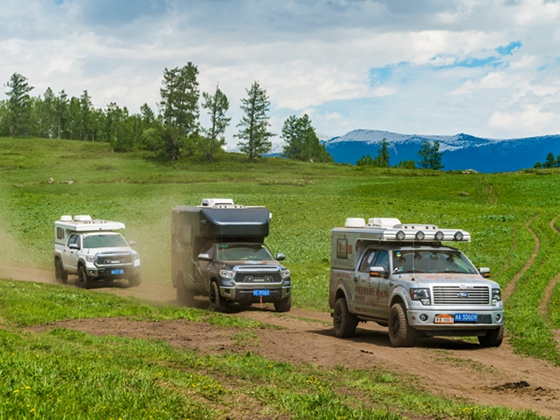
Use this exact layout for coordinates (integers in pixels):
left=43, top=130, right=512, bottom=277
left=1, top=0, right=560, bottom=144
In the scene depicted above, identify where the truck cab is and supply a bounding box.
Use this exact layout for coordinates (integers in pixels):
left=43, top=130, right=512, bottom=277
left=172, top=199, right=292, bottom=312
left=329, top=217, right=504, bottom=347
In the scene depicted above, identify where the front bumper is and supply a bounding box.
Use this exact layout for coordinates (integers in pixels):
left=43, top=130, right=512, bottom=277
left=219, top=284, right=291, bottom=303
left=407, top=308, right=504, bottom=332
left=86, top=265, right=140, bottom=279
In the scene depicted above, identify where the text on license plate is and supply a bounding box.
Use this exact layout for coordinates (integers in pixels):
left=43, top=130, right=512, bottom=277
left=111, top=269, right=124, bottom=275
left=454, top=313, right=478, bottom=323
left=253, top=290, right=270, bottom=297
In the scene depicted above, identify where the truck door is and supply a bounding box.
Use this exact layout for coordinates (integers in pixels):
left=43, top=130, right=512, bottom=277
left=63, top=234, right=81, bottom=271
left=353, top=249, right=377, bottom=317
left=372, top=250, right=391, bottom=319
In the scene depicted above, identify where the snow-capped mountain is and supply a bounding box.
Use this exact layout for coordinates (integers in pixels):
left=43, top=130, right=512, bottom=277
left=321, top=129, right=560, bottom=173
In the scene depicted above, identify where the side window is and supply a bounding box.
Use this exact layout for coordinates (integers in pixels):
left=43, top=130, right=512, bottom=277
left=359, top=249, right=377, bottom=272
left=56, top=227, right=65, bottom=240
left=374, top=251, right=389, bottom=271
left=67, top=234, right=81, bottom=248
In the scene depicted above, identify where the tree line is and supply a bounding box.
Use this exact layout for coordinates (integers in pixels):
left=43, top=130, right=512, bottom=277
left=356, top=138, right=444, bottom=170
left=534, top=152, right=560, bottom=169
left=0, top=65, right=331, bottom=162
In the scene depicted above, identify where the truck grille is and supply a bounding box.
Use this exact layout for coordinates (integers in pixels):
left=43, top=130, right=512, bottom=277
left=234, top=268, right=281, bottom=283
left=432, top=286, right=489, bottom=305
left=96, top=253, right=133, bottom=266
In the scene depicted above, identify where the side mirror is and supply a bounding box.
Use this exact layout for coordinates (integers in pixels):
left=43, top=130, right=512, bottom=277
left=69, top=243, right=80, bottom=250
left=275, top=253, right=285, bottom=261
left=479, top=267, right=491, bottom=278
left=129, top=240, right=136, bottom=247
left=369, top=266, right=387, bottom=278
left=198, top=253, right=212, bottom=262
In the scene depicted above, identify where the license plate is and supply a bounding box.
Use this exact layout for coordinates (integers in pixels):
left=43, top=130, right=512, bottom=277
left=454, top=313, right=478, bottom=323
left=253, top=290, right=270, bottom=297
left=111, top=269, right=124, bottom=275
left=434, top=314, right=454, bottom=324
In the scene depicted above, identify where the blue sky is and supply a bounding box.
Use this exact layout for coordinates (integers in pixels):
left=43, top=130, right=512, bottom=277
left=1, top=0, right=560, bottom=146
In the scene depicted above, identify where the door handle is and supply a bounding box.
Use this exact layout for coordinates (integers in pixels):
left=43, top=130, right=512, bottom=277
left=353, top=276, right=358, bottom=282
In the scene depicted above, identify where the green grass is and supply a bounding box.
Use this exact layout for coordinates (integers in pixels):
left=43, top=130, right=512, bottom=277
left=0, top=280, right=547, bottom=420
left=1, top=136, right=560, bottom=418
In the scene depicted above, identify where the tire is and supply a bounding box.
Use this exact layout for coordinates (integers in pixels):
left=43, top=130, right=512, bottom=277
left=333, top=297, right=358, bottom=338
left=478, top=325, right=504, bottom=347
left=274, top=295, right=292, bottom=313
left=54, top=257, right=68, bottom=284
left=177, top=275, right=194, bottom=306
left=388, top=302, right=415, bottom=347
left=209, top=281, right=226, bottom=312
left=78, top=265, right=93, bottom=289
left=128, top=273, right=142, bottom=287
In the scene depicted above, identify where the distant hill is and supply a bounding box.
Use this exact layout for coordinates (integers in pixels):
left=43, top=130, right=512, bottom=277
left=262, top=129, right=560, bottom=173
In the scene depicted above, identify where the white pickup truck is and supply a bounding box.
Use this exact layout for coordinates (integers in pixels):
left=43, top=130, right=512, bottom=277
left=53, top=215, right=141, bottom=289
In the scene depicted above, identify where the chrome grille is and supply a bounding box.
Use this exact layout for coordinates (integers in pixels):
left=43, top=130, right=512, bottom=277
left=432, top=286, right=489, bottom=305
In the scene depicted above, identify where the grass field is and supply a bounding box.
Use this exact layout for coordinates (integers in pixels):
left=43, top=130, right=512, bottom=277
left=1, top=136, right=559, bottom=418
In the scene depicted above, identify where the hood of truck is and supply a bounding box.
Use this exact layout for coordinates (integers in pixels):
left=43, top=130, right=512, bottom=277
left=393, top=273, right=500, bottom=289
left=83, top=246, right=134, bottom=255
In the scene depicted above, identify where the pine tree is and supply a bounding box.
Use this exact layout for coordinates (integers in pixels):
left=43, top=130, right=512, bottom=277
left=4, top=72, right=34, bottom=136
left=281, top=114, right=332, bottom=162
left=374, top=138, right=390, bottom=167
left=158, top=63, right=200, bottom=160
left=417, top=140, right=444, bottom=170
left=235, top=81, right=274, bottom=160
left=201, top=84, right=231, bottom=161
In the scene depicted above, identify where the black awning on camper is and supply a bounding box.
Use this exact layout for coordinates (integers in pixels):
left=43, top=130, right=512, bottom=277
left=200, top=208, right=270, bottom=238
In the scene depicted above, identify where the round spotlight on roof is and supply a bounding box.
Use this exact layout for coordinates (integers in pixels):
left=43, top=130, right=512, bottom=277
left=415, top=231, right=425, bottom=241
left=454, top=231, right=464, bottom=241
left=396, top=230, right=406, bottom=241
left=434, top=231, right=444, bottom=241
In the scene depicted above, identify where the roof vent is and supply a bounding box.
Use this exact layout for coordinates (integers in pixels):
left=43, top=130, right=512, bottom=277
left=345, top=218, right=366, bottom=228
left=60, top=215, right=72, bottom=222
left=73, top=215, right=92, bottom=222
left=367, top=218, right=401, bottom=228
left=201, top=198, right=235, bottom=207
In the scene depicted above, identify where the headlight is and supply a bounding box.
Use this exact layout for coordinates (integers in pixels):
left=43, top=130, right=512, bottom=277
left=132, top=252, right=140, bottom=261
left=85, top=254, right=96, bottom=263
left=492, top=288, right=501, bottom=305
left=220, top=269, right=234, bottom=279
left=281, top=269, right=290, bottom=279
left=410, top=288, right=431, bottom=305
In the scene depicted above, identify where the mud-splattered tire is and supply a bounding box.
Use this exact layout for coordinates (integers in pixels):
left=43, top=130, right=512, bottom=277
left=54, top=257, right=67, bottom=284
left=209, top=281, right=226, bottom=312
left=128, top=274, right=141, bottom=287
left=388, top=302, right=415, bottom=347
left=78, top=265, right=93, bottom=289
left=333, top=297, right=358, bottom=338
left=478, top=325, right=504, bottom=347
left=176, top=275, right=194, bottom=306
left=274, top=295, right=292, bottom=313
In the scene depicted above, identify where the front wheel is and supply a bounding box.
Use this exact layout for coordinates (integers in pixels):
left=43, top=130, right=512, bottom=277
left=78, top=265, right=93, bottom=289
left=209, top=281, right=226, bottom=312
left=274, top=295, right=292, bottom=313
left=388, top=302, right=415, bottom=347
left=54, top=257, right=68, bottom=284
left=478, top=325, right=504, bottom=347
left=333, top=297, right=358, bottom=338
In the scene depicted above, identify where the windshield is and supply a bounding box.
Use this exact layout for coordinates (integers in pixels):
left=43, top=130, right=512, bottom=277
left=83, top=234, right=128, bottom=249
left=216, top=244, right=274, bottom=261
left=392, top=249, right=478, bottom=274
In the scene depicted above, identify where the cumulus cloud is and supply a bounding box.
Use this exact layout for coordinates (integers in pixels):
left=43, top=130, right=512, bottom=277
left=1, top=0, right=560, bottom=143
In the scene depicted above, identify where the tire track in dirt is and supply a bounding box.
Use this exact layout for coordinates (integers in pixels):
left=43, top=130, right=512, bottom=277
left=481, top=177, right=498, bottom=205
left=542, top=215, right=560, bottom=345
left=503, top=214, right=540, bottom=302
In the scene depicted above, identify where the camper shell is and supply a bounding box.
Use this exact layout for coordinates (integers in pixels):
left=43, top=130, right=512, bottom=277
left=330, top=217, right=504, bottom=347
left=53, top=215, right=141, bottom=289
left=172, top=199, right=291, bottom=312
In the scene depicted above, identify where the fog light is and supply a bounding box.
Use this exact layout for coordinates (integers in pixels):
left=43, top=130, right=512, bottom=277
left=496, top=314, right=502, bottom=322
left=454, top=231, right=464, bottom=241
left=435, top=231, right=444, bottom=241
left=415, top=231, right=425, bottom=240
left=396, top=230, right=406, bottom=241
left=419, top=314, right=428, bottom=322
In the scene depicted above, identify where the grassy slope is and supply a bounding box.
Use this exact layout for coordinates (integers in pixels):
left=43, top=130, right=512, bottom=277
left=0, top=136, right=559, bottom=418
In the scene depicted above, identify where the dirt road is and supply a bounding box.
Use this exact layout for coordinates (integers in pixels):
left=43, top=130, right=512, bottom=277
left=3, top=266, right=559, bottom=419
